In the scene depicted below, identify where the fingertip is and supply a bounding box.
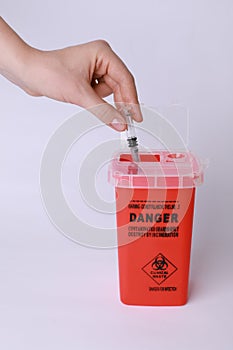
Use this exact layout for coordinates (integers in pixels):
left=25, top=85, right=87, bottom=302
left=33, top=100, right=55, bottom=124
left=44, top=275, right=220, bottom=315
left=77, top=86, right=127, bottom=130
left=117, top=102, right=143, bottom=123
left=131, top=103, right=143, bottom=122
left=110, top=118, right=126, bottom=131
left=103, top=107, right=127, bottom=131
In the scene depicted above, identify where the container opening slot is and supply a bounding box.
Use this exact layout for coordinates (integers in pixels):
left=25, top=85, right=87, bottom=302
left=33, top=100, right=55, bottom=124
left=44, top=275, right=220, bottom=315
left=119, top=154, right=160, bottom=163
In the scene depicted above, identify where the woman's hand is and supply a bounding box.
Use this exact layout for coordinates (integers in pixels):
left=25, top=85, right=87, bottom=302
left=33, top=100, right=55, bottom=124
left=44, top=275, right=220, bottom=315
left=0, top=18, right=142, bottom=131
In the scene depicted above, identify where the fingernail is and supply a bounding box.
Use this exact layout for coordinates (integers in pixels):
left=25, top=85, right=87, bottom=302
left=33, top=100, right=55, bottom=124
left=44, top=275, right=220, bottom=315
left=111, top=118, right=126, bottom=131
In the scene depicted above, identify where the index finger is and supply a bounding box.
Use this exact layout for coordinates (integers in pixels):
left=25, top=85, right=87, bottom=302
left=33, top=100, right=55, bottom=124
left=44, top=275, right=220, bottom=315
left=102, top=48, right=143, bottom=122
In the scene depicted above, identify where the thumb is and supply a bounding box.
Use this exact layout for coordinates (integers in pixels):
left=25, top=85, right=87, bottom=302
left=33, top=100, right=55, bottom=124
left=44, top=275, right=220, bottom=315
left=74, top=85, right=126, bottom=132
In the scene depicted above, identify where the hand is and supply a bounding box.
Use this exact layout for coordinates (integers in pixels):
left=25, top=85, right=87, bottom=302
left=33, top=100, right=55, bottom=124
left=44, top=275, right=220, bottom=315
left=0, top=18, right=142, bottom=131
left=22, top=41, right=142, bottom=131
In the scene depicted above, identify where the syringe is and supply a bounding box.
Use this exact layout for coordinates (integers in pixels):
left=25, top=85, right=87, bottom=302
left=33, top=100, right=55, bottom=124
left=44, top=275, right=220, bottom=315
left=124, top=111, right=140, bottom=163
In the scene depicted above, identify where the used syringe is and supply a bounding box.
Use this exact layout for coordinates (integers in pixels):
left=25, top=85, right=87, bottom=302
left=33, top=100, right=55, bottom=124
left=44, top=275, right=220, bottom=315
left=124, top=111, right=140, bottom=163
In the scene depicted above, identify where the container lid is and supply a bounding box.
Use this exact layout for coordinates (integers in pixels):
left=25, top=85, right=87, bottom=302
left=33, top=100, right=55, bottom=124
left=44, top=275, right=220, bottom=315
left=108, top=151, right=205, bottom=188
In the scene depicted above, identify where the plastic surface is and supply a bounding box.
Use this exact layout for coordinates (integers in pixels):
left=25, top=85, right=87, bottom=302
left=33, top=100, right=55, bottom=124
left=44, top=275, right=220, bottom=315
left=109, top=150, right=204, bottom=306
left=108, top=151, right=204, bottom=189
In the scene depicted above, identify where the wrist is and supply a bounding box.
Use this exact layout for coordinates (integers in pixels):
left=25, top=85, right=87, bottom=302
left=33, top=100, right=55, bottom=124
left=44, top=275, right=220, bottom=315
left=0, top=17, right=42, bottom=93
left=1, top=42, right=32, bottom=83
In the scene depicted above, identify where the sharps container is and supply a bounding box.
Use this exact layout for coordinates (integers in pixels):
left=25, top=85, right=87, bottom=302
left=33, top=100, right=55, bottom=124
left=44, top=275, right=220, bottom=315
left=108, top=151, right=204, bottom=306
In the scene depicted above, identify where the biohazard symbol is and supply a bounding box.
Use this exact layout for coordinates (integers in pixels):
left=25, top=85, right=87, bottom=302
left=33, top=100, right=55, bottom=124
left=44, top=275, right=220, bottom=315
left=142, top=253, right=177, bottom=285
left=152, top=256, right=168, bottom=271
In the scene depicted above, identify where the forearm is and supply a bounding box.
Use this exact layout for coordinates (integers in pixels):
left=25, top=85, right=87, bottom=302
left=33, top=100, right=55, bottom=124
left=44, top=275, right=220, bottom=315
left=0, top=17, right=32, bottom=85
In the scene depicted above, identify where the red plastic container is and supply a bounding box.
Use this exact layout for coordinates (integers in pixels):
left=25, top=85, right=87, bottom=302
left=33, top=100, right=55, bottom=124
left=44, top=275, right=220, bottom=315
left=109, top=151, right=204, bottom=306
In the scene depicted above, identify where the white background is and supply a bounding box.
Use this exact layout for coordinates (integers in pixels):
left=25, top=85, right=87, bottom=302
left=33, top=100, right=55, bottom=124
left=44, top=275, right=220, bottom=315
left=0, top=0, right=233, bottom=349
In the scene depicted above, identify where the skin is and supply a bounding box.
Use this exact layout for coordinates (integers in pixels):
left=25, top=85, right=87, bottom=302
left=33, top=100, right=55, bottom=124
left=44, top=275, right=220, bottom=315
left=0, top=17, right=142, bottom=131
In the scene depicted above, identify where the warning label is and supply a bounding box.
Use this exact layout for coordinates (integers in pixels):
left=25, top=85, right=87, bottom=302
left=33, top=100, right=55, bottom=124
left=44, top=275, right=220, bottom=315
left=127, top=199, right=180, bottom=239
left=142, top=253, right=177, bottom=285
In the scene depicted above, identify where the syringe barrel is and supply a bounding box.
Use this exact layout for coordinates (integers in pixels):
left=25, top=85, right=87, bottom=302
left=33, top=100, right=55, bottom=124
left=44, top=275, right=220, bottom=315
left=125, top=112, right=137, bottom=139
left=123, top=109, right=140, bottom=163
